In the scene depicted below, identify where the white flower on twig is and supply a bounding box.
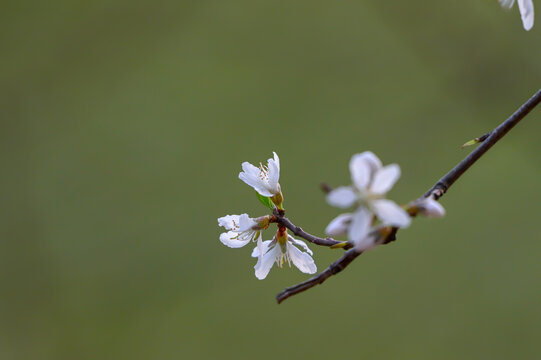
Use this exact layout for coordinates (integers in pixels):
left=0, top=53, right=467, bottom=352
left=218, top=214, right=268, bottom=248
left=251, top=233, right=316, bottom=280
left=325, top=151, right=411, bottom=246
left=239, top=152, right=281, bottom=197
left=500, top=0, right=534, bottom=31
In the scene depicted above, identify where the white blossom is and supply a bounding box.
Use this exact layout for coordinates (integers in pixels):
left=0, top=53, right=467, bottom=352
left=238, top=152, right=281, bottom=197
left=218, top=214, right=262, bottom=248
left=500, top=0, right=534, bottom=31
left=251, top=234, right=316, bottom=280
left=326, top=151, right=411, bottom=245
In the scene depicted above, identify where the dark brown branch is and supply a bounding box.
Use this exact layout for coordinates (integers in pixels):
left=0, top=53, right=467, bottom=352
left=276, top=227, right=397, bottom=303
left=277, top=248, right=362, bottom=304
left=271, top=211, right=352, bottom=249
left=276, top=89, right=541, bottom=304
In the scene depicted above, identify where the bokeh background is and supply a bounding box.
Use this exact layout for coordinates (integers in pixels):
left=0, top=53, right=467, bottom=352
left=2, top=1, right=540, bottom=359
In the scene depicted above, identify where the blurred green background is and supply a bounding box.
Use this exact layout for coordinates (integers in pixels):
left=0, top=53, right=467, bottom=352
left=1, top=1, right=540, bottom=359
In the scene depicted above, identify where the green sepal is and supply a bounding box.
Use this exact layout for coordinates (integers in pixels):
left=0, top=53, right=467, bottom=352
left=256, top=192, right=275, bottom=210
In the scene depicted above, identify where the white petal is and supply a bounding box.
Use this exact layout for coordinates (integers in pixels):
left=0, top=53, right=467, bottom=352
left=518, top=0, right=534, bottom=30
left=371, top=199, right=411, bottom=228
left=254, top=245, right=279, bottom=280
left=357, top=151, right=382, bottom=172
left=237, top=214, right=257, bottom=231
left=286, top=242, right=317, bottom=274
left=500, top=0, right=515, bottom=9
left=220, top=231, right=251, bottom=248
left=217, top=214, right=241, bottom=230
left=418, top=198, right=446, bottom=218
left=239, top=162, right=275, bottom=197
left=326, top=186, right=357, bottom=208
left=355, top=233, right=377, bottom=252
left=273, top=152, right=280, bottom=169
left=267, top=152, right=280, bottom=190
left=240, top=161, right=261, bottom=178
left=370, top=164, right=401, bottom=195
left=348, top=207, right=372, bottom=244
left=325, top=213, right=353, bottom=237
left=251, top=240, right=272, bottom=257
left=350, top=153, right=376, bottom=190
left=267, top=158, right=280, bottom=193
left=287, top=235, right=313, bottom=256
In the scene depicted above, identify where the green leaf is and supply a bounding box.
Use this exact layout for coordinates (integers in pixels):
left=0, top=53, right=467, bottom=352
left=461, top=138, right=479, bottom=149
left=255, top=192, right=274, bottom=209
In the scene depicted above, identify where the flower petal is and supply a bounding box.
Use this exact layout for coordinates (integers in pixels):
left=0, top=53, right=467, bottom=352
left=418, top=198, right=446, bottom=218
left=350, top=154, right=372, bottom=190
left=267, top=152, right=280, bottom=191
left=518, top=0, right=534, bottom=30
left=254, top=245, right=279, bottom=280
left=370, top=164, right=401, bottom=195
left=217, top=214, right=241, bottom=231
left=325, top=213, right=353, bottom=237
left=349, top=152, right=382, bottom=189
left=355, top=233, right=377, bottom=252
left=371, top=199, right=411, bottom=228
left=238, top=162, right=275, bottom=197
left=326, top=186, right=357, bottom=208
left=286, top=242, right=317, bottom=274
left=251, top=240, right=272, bottom=257
left=499, top=0, right=515, bottom=9
left=220, top=231, right=251, bottom=248
left=348, top=207, right=372, bottom=244
left=237, top=214, right=257, bottom=231
left=287, top=235, right=313, bottom=255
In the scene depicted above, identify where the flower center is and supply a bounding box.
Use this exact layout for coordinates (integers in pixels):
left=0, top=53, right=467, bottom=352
left=258, top=163, right=270, bottom=182
left=277, top=249, right=291, bottom=268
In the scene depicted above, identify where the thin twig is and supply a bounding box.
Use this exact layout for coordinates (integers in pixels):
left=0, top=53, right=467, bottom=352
left=276, top=89, right=541, bottom=304
left=424, top=89, right=541, bottom=200
left=277, top=249, right=362, bottom=304
left=272, top=211, right=352, bottom=249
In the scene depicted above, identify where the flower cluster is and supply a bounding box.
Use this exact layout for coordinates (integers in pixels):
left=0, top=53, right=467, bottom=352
left=218, top=151, right=445, bottom=280
left=218, top=152, right=316, bottom=280
left=500, top=0, right=535, bottom=30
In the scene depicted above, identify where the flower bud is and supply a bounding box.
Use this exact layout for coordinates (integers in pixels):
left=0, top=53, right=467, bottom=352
left=417, top=198, right=445, bottom=218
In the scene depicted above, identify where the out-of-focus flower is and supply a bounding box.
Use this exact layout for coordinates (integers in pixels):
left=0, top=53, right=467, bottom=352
left=500, top=0, right=534, bottom=31
left=251, top=231, right=316, bottom=280
left=325, top=212, right=354, bottom=237
left=326, top=151, right=410, bottom=245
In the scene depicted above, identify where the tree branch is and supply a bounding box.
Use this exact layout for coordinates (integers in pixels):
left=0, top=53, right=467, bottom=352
left=276, top=89, right=541, bottom=304
left=424, top=89, right=541, bottom=200
left=276, top=248, right=362, bottom=304
left=272, top=211, right=352, bottom=249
